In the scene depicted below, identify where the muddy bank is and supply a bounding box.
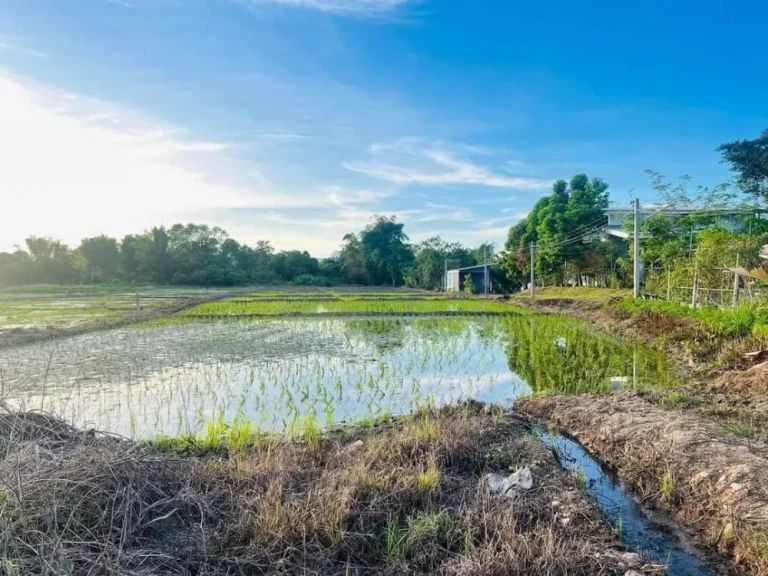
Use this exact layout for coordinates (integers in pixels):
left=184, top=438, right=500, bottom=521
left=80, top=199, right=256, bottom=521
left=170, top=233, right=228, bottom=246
left=0, top=404, right=653, bottom=575
left=519, top=394, right=768, bottom=573
left=0, top=292, right=231, bottom=349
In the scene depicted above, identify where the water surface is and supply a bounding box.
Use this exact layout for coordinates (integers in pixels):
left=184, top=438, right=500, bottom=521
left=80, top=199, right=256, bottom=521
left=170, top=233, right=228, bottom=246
left=0, top=315, right=675, bottom=437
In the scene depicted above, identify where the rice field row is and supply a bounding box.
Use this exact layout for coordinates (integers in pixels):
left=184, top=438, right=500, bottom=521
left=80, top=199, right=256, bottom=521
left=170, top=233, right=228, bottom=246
left=0, top=315, right=675, bottom=438
left=181, top=299, right=521, bottom=317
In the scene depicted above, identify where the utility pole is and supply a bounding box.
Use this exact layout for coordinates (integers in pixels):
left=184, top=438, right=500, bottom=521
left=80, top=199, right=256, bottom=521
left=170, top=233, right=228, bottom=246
left=530, top=242, right=535, bottom=299
left=633, top=198, right=641, bottom=298
left=444, top=258, right=448, bottom=292
left=483, top=245, right=488, bottom=298
left=732, top=253, right=741, bottom=308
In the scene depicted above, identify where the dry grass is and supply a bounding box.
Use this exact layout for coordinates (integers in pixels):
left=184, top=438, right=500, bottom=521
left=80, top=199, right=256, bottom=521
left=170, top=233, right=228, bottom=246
left=0, top=405, right=637, bottom=575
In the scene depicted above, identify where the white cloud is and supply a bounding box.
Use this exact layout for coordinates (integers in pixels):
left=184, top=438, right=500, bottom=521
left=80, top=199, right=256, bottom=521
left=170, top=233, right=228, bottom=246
left=345, top=138, right=552, bottom=189
left=244, top=0, right=412, bottom=15
left=0, top=75, right=323, bottom=251
left=321, top=184, right=396, bottom=207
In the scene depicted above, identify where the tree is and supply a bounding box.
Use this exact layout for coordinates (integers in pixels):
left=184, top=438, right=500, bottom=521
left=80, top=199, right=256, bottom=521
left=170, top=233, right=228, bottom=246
left=119, top=235, right=144, bottom=281
left=462, top=273, right=475, bottom=295
left=501, top=174, right=610, bottom=287
left=23, top=237, right=80, bottom=284
left=718, top=129, right=768, bottom=201
left=79, top=235, right=120, bottom=281
left=339, top=233, right=368, bottom=284
left=144, top=227, right=172, bottom=284
left=409, top=236, right=472, bottom=290
left=271, top=251, right=320, bottom=282
left=358, top=216, right=414, bottom=287
left=0, top=250, right=34, bottom=286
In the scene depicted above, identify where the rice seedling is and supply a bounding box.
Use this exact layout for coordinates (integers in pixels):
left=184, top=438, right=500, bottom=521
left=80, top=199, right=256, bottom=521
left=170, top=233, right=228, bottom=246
left=0, top=308, right=676, bottom=441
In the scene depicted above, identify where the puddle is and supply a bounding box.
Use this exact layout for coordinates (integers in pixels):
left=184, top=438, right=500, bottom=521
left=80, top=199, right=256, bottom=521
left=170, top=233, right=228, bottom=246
left=538, top=429, right=714, bottom=575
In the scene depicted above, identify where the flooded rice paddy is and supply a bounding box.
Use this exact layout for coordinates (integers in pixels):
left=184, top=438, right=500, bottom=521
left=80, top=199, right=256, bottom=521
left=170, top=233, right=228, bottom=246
left=0, top=315, right=675, bottom=438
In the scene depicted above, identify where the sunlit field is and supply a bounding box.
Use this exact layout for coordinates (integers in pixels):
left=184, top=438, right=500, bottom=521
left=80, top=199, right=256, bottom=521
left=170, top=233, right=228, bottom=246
left=0, top=308, right=674, bottom=438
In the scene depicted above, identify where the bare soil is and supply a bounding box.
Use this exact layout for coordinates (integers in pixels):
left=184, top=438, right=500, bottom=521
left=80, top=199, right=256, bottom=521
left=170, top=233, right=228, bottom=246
left=0, top=404, right=655, bottom=575
left=518, top=394, right=768, bottom=574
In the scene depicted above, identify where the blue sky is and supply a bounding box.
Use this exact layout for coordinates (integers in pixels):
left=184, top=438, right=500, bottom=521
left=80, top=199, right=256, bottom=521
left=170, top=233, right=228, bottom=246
left=1, top=0, right=766, bottom=255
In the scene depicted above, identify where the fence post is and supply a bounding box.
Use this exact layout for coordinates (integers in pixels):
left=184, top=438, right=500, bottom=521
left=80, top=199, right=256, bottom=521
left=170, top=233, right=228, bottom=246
left=691, top=259, right=699, bottom=308
left=732, top=254, right=741, bottom=308
left=530, top=243, right=535, bottom=299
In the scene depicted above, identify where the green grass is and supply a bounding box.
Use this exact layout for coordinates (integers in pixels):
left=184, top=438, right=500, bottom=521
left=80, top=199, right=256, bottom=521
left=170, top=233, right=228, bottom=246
left=659, top=469, right=676, bottom=503
left=513, top=287, right=631, bottom=301
left=145, top=420, right=274, bottom=453
left=612, top=298, right=768, bottom=337
left=657, top=390, right=706, bottom=409
left=182, top=298, right=522, bottom=316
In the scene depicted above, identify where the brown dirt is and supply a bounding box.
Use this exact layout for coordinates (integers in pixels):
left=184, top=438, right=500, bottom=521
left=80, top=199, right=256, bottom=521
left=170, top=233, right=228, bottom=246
left=0, top=404, right=656, bottom=575
left=518, top=394, right=768, bottom=574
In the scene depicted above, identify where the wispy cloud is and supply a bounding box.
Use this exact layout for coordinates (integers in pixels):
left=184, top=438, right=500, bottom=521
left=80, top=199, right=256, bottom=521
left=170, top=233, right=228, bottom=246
left=242, top=0, right=413, bottom=15
left=0, top=75, right=324, bottom=250
left=321, top=184, right=396, bottom=207
left=345, top=138, right=552, bottom=189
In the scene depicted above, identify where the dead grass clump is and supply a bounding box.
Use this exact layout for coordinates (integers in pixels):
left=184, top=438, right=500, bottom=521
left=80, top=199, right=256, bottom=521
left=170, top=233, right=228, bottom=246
left=0, top=404, right=635, bottom=574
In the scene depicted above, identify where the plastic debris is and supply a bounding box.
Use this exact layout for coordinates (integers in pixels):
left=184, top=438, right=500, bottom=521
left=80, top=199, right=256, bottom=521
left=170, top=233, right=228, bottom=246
left=484, top=467, right=534, bottom=497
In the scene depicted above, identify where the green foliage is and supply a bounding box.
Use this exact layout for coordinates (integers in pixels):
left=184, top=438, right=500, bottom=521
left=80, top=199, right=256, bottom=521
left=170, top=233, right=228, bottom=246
left=613, top=298, right=766, bottom=337
left=718, top=129, right=768, bottom=201
left=501, top=174, right=614, bottom=288
left=408, top=236, right=472, bottom=290
left=462, top=274, right=475, bottom=295
left=358, top=215, right=413, bottom=287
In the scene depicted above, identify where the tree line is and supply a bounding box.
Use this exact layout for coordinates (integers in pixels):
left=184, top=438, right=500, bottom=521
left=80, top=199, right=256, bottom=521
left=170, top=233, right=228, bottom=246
left=500, top=129, right=768, bottom=292
left=0, top=217, right=498, bottom=290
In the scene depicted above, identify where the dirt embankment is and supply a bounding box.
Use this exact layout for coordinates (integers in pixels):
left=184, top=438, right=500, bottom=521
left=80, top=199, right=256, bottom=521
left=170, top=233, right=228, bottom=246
left=0, top=293, right=231, bottom=349
left=0, top=404, right=654, bottom=575
left=518, top=394, right=768, bottom=574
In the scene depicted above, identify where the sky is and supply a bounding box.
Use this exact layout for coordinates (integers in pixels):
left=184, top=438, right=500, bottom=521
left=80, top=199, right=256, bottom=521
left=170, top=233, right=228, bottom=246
left=1, top=0, right=766, bottom=256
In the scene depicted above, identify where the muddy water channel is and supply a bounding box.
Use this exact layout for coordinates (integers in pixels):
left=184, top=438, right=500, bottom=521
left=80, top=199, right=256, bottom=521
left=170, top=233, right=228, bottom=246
left=0, top=315, right=675, bottom=438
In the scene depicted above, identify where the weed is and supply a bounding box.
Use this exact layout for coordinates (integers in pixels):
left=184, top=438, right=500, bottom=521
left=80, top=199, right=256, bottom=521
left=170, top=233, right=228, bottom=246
left=574, top=467, right=587, bottom=490
left=416, top=456, right=440, bottom=497
left=404, top=511, right=456, bottom=556
left=659, top=469, right=676, bottom=503
left=658, top=391, right=705, bottom=409
left=384, top=517, right=407, bottom=563
left=720, top=417, right=760, bottom=438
